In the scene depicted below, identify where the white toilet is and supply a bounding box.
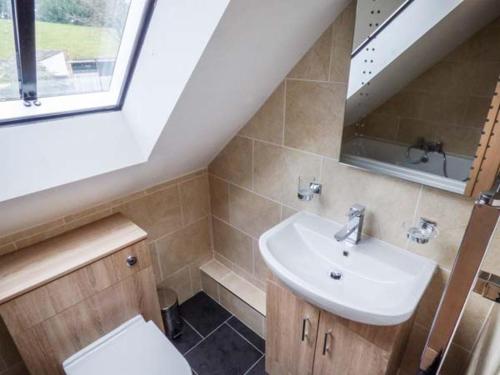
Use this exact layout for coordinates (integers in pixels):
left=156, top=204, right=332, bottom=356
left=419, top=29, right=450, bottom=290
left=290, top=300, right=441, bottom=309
left=63, top=315, right=192, bottom=375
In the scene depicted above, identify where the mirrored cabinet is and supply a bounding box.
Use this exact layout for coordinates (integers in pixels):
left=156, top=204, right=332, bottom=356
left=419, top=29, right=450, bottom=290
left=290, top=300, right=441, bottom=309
left=339, top=0, right=500, bottom=197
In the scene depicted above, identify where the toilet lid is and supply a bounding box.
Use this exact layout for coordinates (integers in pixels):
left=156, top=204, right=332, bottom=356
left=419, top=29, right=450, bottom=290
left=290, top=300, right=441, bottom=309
left=63, top=316, right=191, bottom=375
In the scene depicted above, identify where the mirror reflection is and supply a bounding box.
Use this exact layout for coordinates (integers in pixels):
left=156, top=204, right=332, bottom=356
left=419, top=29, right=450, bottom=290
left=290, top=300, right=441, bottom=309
left=340, top=0, right=500, bottom=195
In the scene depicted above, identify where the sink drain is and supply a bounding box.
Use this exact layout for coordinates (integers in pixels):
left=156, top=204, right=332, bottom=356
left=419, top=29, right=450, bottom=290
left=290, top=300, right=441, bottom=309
left=330, top=271, right=342, bottom=280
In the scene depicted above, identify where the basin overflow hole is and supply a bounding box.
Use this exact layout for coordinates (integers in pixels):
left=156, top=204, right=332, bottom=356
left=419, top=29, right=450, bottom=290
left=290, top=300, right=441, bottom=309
left=330, top=272, right=342, bottom=280
left=343, top=250, right=349, bottom=257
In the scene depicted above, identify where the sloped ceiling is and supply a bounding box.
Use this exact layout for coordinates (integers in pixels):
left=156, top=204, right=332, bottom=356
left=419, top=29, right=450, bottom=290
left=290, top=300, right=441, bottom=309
left=0, top=0, right=350, bottom=234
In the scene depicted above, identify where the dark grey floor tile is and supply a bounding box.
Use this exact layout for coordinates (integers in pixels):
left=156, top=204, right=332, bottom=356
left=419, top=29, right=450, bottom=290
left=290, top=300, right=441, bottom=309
left=185, top=324, right=261, bottom=375
left=180, top=292, right=232, bottom=337
left=246, top=357, right=266, bottom=375
left=227, top=316, right=265, bottom=353
left=169, top=320, right=203, bottom=355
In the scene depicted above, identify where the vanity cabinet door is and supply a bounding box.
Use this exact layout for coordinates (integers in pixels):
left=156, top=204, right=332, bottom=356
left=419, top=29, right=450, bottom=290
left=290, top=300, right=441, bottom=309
left=313, top=312, right=391, bottom=375
left=266, top=282, right=320, bottom=375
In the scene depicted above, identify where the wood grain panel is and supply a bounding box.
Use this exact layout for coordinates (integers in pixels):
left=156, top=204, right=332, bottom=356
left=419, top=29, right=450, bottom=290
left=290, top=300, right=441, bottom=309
left=266, top=281, right=412, bottom=375
left=46, top=255, right=118, bottom=313
left=313, top=312, right=389, bottom=375
left=337, top=316, right=402, bottom=352
left=0, top=214, right=147, bottom=305
left=0, top=241, right=150, bottom=336
left=465, top=79, right=500, bottom=197
left=0, top=287, right=56, bottom=335
left=266, top=282, right=320, bottom=375
left=110, top=240, right=152, bottom=281
left=8, top=266, right=161, bottom=375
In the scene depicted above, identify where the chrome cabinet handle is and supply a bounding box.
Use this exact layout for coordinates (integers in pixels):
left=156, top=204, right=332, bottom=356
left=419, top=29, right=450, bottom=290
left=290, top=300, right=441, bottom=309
left=126, top=255, right=138, bottom=267
left=322, top=330, right=332, bottom=355
left=301, top=317, right=310, bottom=341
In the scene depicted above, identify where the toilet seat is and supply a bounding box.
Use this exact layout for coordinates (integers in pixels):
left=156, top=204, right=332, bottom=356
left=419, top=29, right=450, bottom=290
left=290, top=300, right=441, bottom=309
left=63, top=316, right=191, bottom=375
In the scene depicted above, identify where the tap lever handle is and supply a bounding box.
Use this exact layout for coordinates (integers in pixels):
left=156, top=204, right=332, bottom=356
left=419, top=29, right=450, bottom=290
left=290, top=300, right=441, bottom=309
left=348, top=204, right=365, bottom=217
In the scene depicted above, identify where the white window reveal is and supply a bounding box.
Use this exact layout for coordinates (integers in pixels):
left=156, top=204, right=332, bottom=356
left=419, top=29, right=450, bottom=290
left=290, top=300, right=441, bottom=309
left=0, top=0, right=154, bottom=124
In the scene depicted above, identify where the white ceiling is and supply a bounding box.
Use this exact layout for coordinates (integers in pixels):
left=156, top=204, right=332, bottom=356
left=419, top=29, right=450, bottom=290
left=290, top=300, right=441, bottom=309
left=0, top=0, right=350, bottom=235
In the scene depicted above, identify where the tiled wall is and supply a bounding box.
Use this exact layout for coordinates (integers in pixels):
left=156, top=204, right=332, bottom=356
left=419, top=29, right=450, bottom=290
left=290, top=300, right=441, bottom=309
left=350, top=16, right=500, bottom=157
left=207, top=3, right=499, bottom=375
left=0, top=169, right=212, bottom=375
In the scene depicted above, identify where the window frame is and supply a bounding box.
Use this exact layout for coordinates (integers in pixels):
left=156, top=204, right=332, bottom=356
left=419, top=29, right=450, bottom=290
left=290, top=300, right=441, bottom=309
left=0, top=0, right=155, bottom=126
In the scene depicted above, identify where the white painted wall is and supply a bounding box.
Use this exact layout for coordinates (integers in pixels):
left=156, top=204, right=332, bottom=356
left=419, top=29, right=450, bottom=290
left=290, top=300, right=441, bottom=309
left=0, top=0, right=350, bottom=235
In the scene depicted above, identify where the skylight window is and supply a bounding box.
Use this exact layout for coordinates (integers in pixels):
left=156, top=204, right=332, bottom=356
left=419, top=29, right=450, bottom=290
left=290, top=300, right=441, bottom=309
left=0, top=0, right=153, bottom=124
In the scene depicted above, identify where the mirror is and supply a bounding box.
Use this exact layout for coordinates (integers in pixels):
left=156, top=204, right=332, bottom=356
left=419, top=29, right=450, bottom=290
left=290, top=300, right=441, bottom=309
left=340, top=0, right=500, bottom=195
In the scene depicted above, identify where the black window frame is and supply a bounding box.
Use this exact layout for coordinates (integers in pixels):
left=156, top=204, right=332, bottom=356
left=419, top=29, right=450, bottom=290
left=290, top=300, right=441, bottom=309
left=1, top=0, right=156, bottom=126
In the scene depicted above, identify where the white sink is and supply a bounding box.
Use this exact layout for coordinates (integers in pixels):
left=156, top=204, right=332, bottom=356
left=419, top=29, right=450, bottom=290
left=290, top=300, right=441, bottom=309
left=259, top=211, right=436, bottom=326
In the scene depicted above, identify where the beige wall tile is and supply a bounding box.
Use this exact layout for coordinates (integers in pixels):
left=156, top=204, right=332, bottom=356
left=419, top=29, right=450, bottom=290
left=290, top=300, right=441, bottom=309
left=209, top=175, right=230, bottom=221
left=281, top=206, right=298, bottom=220
left=189, top=253, right=213, bottom=292
left=409, top=187, right=473, bottom=269
left=149, top=241, right=163, bottom=283
left=463, top=96, right=492, bottom=128
left=471, top=61, right=500, bottom=97
left=201, top=273, right=220, bottom=303
left=288, top=26, right=332, bottom=81
left=228, top=185, right=281, bottom=238
left=253, top=141, right=322, bottom=210
left=321, top=159, right=420, bottom=247
left=435, top=125, right=481, bottom=156
left=180, top=175, right=209, bottom=226
left=415, top=267, right=449, bottom=329
left=452, top=292, right=493, bottom=350
left=159, top=266, right=193, bottom=304
left=253, top=141, right=286, bottom=202
left=329, top=0, right=356, bottom=84
left=440, top=344, right=470, bottom=375
left=209, top=136, right=253, bottom=189
left=284, top=80, right=346, bottom=158
left=374, top=91, right=425, bottom=118
left=117, top=185, right=182, bottom=240
left=212, top=218, right=253, bottom=273
left=396, top=118, right=435, bottom=146
left=360, top=113, right=399, bottom=140
left=419, top=94, right=466, bottom=127
left=341, top=123, right=357, bottom=141
left=144, top=170, right=204, bottom=195
left=239, top=83, right=285, bottom=144
left=219, top=286, right=266, bottom=338
left=14, top=223, right=69, bottom=250
left=253, top=240, right=270, bottom=283
left=483, top=226, right=500, bottom=274
left=155, top=218, right=211, bottom=278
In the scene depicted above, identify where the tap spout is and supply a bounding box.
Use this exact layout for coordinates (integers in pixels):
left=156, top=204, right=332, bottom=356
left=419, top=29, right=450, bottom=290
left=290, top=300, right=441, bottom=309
left=334, top=204, right=365, bottom=244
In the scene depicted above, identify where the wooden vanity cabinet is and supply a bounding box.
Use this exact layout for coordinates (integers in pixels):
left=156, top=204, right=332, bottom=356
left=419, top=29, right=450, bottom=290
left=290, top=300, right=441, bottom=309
left=0, top=215, right=163, bottom=375
left=266, top=282, right=320, bottom=375
left=266, top=282, right=412, bottom=375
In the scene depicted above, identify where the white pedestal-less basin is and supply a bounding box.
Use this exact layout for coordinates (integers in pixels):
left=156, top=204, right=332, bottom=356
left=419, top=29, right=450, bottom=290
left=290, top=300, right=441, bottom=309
left=259, top=211, right=436, bottom=326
